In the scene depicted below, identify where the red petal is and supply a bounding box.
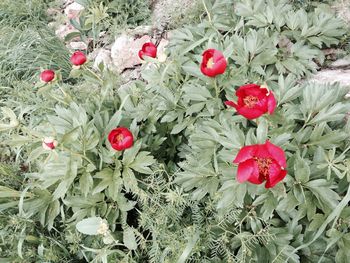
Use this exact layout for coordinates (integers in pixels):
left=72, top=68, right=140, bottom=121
left=252, top=144, right=271, bottom=158
left=138, top=50, right=144, bottom=60
left=202, top=49, right=215, bottom=58
left=122, top=136, right=133, bottom=149
left=108, top=127, right=134, bottom=151
left=234, top=145, right=258, bottom=163
left=200, top=65, right=215, bottom=77
left=236, top=84, right=261, bottom=97
left=224, top=100, right=238, bottom=109
left=265, top=167, right=287, bottom=188
left=213, top=57, right=227, bottom=75
left=237, top=159, right=263, bottom=184
left=236, top=106, right=265, bottom=119
left=265, top=140, right=287, bottom=168
left=200, top=49, right=227, bottom=77
left=253, top=97, right=268, bottom=112
left=267, top=92, right=277, bottom=114
left=140, top=43, right=157, bottom=58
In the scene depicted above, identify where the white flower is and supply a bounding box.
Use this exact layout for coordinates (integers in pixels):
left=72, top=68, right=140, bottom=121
left=97, top=220, right=109, bottom=236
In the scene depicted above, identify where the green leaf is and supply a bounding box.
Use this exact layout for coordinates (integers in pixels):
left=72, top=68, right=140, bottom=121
left=122, top=140, right=142, bottom=166
left=76, top=217, right=103, bottom=235
left=123, top=227, right=137, bottom=250
left=294, top=156, right=310, bottom=183
left=256, top=118, right=268, bottom=143
left=129, top=151, right=155, bottom=174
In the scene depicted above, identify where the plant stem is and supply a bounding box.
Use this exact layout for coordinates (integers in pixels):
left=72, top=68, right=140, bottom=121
left=83, top=65, right=103, bottom=82
left=56, top=83, right=68, bottom=97
left=213, top=78, right=219, bottom=98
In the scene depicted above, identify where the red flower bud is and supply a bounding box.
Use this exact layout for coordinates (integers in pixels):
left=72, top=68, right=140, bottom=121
left=200, top=49, right=227, bottom=77
left=138, top=42, right=157, bottom=60
left=40, top=70, right=55, bottom=83
left=70, top=51, right=87, bottom=66
left=42, top=137, right=58, bottom=150
left=234, top=141, right=287, bottom=188
left=225, top=84, right=276, bottom=120
left=108, top=127, right=134, bottom=151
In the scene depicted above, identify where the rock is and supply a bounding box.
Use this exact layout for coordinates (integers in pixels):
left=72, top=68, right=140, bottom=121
left=55, top=24, right=78, bottom=39
left=152, top=0, right=200, bottom=29
left=157, top=38, right=169, bottom=53
left=332, top=1, right=350, bottom=23
left=310, top=69, right=350, bottom=87
left=330, top=57, right=350, bottom=68
left=92, top=49, right=114, bottom=70
left=69, top=41, right=88, bottom=50
left=47, top=8, right=61, bottom=16
left=126, top=25, right=153, bottom=36
left=111, top=35, right=152, bottom=72
left=64, top=2, right=85, bottom=20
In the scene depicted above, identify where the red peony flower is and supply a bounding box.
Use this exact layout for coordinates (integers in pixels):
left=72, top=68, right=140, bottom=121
left=42, top=137, right=58, bottom=150
left=40, top=70, right=55, bottom=83
left=108, top=127, right=134, bottom=151
left=70, top=51, right=87, bottom=66
left=225, top=84, right=276, bottom=120
left=234, top=141, right=287, bottom=188
left=138, top=42, right=157, bottom=60
left=200, top=49, right=227, bottom=77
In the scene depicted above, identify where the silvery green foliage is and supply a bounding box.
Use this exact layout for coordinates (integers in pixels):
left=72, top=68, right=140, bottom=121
left=0, top=0, right=350, bottom=262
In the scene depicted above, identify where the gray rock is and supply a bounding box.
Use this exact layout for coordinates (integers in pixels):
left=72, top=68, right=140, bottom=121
left=311, top=69, right=350, bottom=87
left=330, top=57, right=350, bottom=68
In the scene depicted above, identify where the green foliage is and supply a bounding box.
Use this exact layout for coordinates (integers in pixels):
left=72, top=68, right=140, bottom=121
left=70, top=0, right=151, bottom=44
left=0, top=0, right=50, bottom=27
left=1, top=0, right=350, bottom=262
left=0, top=25, right=71, bottom=86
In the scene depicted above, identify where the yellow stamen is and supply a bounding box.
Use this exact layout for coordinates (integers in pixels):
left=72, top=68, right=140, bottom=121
left=243, top=95, right=259, bottom=108
left=116, top=134, right=124, bottom=142
left=207, top=57, right=215, bottom=68
left=254, top=157, right=273, bottom=179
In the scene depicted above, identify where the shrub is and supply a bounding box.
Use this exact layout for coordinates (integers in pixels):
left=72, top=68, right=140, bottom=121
left=1, top=0, right=350, bottom=262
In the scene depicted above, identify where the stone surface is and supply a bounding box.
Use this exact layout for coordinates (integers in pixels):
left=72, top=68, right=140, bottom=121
left=126, top=25, right=154, bottom=36
left=330, top=57, right=350, bottom=68
left=332, top=0, right=350, bottom=23
left=69, top=41, right=88, bottom=50
left=152, top=0, right=200, bottom=28
left=55, top=24, right=78, bottom=39
left=110, top=34, right=169, bottom=72
left=111, top=35, right=151, bottom=72
left=310, top=69, right=350, bottom=87
left=92, top=49, right=114, bottom=70
left=64, top=2, right=85, bottom=20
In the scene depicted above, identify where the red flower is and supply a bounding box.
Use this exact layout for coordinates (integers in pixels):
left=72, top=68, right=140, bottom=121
left=42, top=137, right=58, bottom=150
left=40, top=70, right=55, bottom=83
left=70, top=51, right=87, bottom=66
left=225, top=84, right=276, bottom=120
left=138, top=42, right=157, bottom=60
left=234, top=141, right=287, bottom=188
left=200, top=49, right=227, bottom=77
left=108, top=127, right=134, bottom=151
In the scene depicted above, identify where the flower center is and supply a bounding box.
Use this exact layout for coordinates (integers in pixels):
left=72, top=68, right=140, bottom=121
left=45, top=142, right=55, bottom=149
left=254, top=157, right=273, bottom=179
left=115, top=134, right=124, bottom=143
left=243, top=95, right=259, bottom=108
left=207, top=57, right=215, bottom=68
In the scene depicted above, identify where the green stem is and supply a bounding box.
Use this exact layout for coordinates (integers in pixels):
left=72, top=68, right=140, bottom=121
left=56, top=83, right=68, bottom=97
left=202, top=0, right=212, bottom=24
left=213, top=78, right=219, bottom=98
left=83, top=65, right=103, bottom=82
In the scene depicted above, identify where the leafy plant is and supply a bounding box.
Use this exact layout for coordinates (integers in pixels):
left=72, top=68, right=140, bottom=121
left=1, top=0, right=350, bottom=262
